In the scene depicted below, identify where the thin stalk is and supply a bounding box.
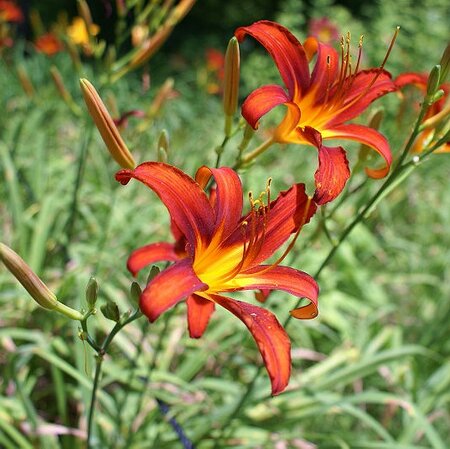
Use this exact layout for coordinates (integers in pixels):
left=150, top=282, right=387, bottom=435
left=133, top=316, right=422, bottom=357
left=233, top=137, right=274, bottom=169
left=85, top=309, right=142, bottom=449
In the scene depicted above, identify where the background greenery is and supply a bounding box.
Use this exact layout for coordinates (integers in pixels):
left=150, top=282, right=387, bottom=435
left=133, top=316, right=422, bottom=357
left=1, top=0, right=449, bottom=448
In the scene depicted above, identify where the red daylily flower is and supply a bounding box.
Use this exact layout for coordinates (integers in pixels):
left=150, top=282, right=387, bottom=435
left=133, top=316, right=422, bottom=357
left=395, top=72, right=450, bottom=153
left=116, top=162, right=319, bottom=395
left=235, top=20, right=397, bottom=204
left=0, top=0, right=23, bottom=22
left=35, top=33, right=64, bottom=56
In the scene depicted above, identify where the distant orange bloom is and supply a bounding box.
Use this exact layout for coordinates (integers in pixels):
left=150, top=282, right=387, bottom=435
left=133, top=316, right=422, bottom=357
left=395, top=72, right=449, bottom=153
left=35, top=33, right=64, bottom=56
left=0, top=0, right=23, bottom=22
left=308, top=17, right=339, bottom=44
left=205, top=48, right=225, bottom=94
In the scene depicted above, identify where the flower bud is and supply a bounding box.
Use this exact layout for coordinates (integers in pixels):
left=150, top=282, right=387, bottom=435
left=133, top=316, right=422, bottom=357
left=16, top=65, right=35, bottom=98
left=146, top=266, right=161, bottom=284
left=426, top=65, right=441, bottom=98
left=50, top=66, right=82, bottom=116
left=80, top=78, right=136, bottom=169
left=157, top=129, right=169, bottom=162
left=101, top=301, right=120, bottom=322
left=0, top=243, right=83, bottom=320
left=223, top=37, right=240, bottom=136
left=129, top=282, right=142, bottom=305
left=439, top=43, right=450, bottom=84
left=85, top=277, right=98, bottom=308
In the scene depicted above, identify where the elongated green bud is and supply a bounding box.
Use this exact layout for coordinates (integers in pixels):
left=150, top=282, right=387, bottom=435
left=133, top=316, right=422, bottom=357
left=130, top=282, right=142, bottom=305
left=223, top=37, right=240, bottom=136
left=0, top=243, right=83, bottom=320
left=80, top=78, right=136, bottom=169
left=85, top=277, right=98, bottom=308
left=439, top=43, right=450, bottom=84
left=157, top=129, right=169, bottom=162
left=426, top=65, right=441, bottom=98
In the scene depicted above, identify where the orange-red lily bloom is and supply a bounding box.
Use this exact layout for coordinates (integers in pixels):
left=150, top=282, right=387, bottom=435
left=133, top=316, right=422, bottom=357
left=395, top=72, right=449, bottom=153
left=235, top=21, right=397, bottom=204
left=116, top=162, right=319, bottom=395
left=0, top=0, right=23, bottom=22
left=35, top=33, right=64, bottom=56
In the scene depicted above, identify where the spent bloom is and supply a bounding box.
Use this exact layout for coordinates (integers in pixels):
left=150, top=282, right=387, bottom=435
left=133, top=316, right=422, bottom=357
left=236, top=21, right=397, bottom=204
left=116, top=162, right=319, bottom=395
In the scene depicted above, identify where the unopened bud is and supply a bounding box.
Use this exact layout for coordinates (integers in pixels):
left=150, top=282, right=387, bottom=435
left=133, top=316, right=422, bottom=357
left=157, top=129, right=169, bottom=162
left=130, top=26, right=172, bottom=69
left=85, top=277, right=98, bottom=308
left=80, top=78, right=136, bottom=169
left=426, top=65, right=441, bottom=98
left=130, top=282, right=142, bottom=304
left=169, top=0, right=196, bottom=24
left=16, top=65, right=35, bottom=98
left=148, top=78, right=175, bottom=118
left=146, top=266, right=161, bottom=284
left=0, top=243, right=83, bottom=320
left=223, top=37, right=240, bottom=115
left=101, top=301, right=120, bottom=322
left=50, top=66, right=82, bottom=116
left=223, top=37, right=240, bottom=136
left=439, top=43, right=450, bottom=84
left=77, top=0, right=94, bottom=32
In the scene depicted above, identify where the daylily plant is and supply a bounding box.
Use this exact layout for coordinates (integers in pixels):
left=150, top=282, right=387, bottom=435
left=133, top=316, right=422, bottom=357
left=235, top=20, right=397, bottom=204
left=116, top=162, right=319, bottom=395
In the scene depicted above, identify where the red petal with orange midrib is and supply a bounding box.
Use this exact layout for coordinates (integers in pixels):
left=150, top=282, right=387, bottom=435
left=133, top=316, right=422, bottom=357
left=210, top=294, right=291, bottom=395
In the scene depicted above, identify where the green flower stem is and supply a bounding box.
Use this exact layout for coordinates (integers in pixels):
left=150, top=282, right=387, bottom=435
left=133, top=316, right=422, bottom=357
left=85, top=309, right=142, bottom=449
left=234, top=137, right=274, bottom=169
left=214, top=136, right=230, bottom=169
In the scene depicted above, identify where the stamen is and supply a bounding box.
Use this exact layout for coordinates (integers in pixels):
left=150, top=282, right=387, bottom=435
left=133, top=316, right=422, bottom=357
left=253, top=196, right=313, bottom=276
left=354, top=34, right=364, bottom=74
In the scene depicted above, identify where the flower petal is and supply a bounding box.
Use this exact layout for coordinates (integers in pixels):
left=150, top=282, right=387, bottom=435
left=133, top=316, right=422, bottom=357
left=116, top=162, right=215, bottom=249
left=186, top=294, right=215, bottom=338
left=235, top=20, right=310, bottom=97
left=327, top=69, right=396, bottom=126
left=241, top=84, right=290, bottom=129
left=140, top=259, right=207, bottom=322
left=325, top=123, right=392, bottom=179
left=395, top=72, right=427, bottom=90
left=195, top=166, right=244, bottom=238
left=233, top=265, right=319, bottom=319
left=298, top=126, right=350, bottom=205
left=309, top=41, right=340, bottom=100
left=209, top=293, right=291, bottom=395
left=127, top=242, right=179, bottom=277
